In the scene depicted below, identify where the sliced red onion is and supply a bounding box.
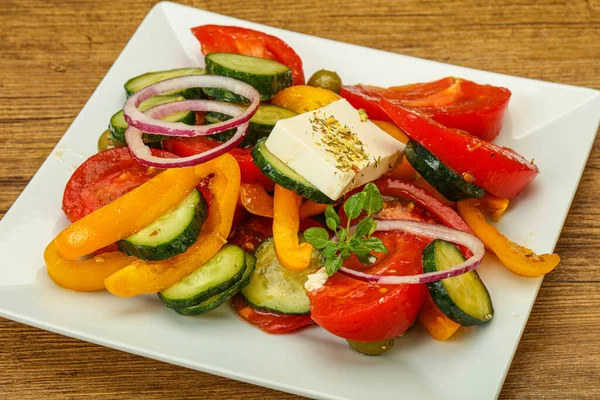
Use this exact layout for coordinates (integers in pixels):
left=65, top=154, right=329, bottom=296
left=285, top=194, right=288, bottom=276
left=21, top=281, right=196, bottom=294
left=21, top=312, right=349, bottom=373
left=125, top=100, right=249, bottom=168
left=123, top=75, right=260, bottom=137
left=339, top=220, right=485, bottom=285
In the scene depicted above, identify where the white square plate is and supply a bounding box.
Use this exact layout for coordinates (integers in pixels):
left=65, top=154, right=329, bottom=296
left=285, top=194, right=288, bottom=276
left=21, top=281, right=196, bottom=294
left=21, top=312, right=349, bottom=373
left=1, top=2, right=599, bottom=399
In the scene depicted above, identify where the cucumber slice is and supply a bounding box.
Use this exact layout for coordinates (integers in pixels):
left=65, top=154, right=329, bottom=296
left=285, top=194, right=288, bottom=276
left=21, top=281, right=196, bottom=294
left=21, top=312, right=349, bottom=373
left=422, top=239, right=494, bottom=326
left=251, top=139, right=335, bottom=204
left=176, top=252, right=257, bottom=316
left=117, top=190, right=207, bottom=261
left=159, top=244, right=247, bottom=310
left=206, top=104, right=298, bottom=147
left=109, top=95, right=195, bottom=144
left=241, top=237, right=320, bottom=315
left=124, top=67, right=206, bottom=99
left=405, top=140, right=486, bottom=202
left=203, top=53, right=292, bottom=102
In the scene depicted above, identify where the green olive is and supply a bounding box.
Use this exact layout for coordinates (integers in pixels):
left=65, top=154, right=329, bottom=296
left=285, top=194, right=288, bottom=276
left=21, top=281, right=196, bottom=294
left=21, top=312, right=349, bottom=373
left=346, top=337, right=395, bottom=356
left=307, top=69, right=342, bottom=94
left=97, top=129, right=125, bottom=152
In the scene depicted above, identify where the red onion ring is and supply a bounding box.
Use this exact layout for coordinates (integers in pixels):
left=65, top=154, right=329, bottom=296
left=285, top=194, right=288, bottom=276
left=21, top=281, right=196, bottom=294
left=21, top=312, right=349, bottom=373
left=123, top=75, right=260, bottom=137
left=125, top=100, right=249, bottom=168
left=338, top=220, right=485, bottom=285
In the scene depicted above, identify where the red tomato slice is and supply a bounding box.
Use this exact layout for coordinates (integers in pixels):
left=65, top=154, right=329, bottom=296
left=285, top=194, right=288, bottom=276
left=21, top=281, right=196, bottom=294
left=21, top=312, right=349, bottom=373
left=340, top=77, right=511, bottom=141
left=62, top=147, right=174, bottom=223
left=340, top=85, right=400, bottom=121
left=228, top=216, right=273, bottom=253
left=228, top=216, right=324, bottom=253
left=375, top=179, right=471, bottom=233
left=309, top=231, right=427, bottom=342
left=191, top=25, right=305, bottom=86
left=339, top=179, right=471, bottom=233
left=161, top=136, right=271, bottom=185
left=231, top=294, right=314, bottom=334
left=380, top=102, right=539, bottom=199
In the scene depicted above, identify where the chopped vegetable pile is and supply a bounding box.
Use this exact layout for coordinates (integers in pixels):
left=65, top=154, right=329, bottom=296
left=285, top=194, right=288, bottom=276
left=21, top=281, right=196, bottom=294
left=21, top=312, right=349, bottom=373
left=45, top=24, right=560, bottom=356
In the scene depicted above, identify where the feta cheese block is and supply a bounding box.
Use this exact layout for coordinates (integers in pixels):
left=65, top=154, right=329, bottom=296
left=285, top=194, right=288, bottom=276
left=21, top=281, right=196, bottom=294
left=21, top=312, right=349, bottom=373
left=265, top=99, right=406, bottom=200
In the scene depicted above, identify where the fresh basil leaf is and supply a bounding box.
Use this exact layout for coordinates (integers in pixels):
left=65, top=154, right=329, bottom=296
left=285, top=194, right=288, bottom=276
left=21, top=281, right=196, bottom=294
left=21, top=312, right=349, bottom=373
left=362, top=237, right=388, bottom=254
left=353, top=216, right=376, bottom=238
left=352, top=249, right=373, bottom=257
left=340, top=248, right=351, bottom=259
left=304, top=227, right=330, bottom=249
left=325, top=254, right=343, bottom=275
left=357, top=253, right=376, bottom=265
left=325, top=205, right=341, bottom=231
left=343, top=191, right=366, bottom=221
left=337, top=228, right=347, bottom=242
left=322, top=243, right=338, bottom=258
left=363, top=182, right=383, bottom=215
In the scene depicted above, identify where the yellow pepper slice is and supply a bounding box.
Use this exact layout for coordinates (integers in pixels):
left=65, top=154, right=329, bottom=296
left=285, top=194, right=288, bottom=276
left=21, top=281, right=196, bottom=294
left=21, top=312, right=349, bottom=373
left=45, top=242, right=135, bottom=292
left=457, top=199, right=560, bottom=277
left=55, top=166, right=203, bottom=260
left=271, top=85, right=340, bottom=113
left=272, top=185, right=314, bottom=270
left=240, top=182, right=328, bottom=219
left=104, top=154, right=240, bottom=297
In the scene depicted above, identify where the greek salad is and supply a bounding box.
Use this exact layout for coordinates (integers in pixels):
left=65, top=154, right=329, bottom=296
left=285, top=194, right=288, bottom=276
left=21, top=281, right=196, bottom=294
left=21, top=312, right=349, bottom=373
left=45, top=25, right=560, bottom=355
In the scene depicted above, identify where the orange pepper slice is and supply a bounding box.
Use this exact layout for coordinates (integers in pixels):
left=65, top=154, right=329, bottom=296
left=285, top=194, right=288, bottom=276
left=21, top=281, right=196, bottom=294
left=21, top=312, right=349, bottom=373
left=44, top=241, right=135, bottom=292
left=418, top=292, right=460, bottom=341
left=479, top=193, right=510, bottom=222
left=299, top=199, right=329, bottom=218
left=104, top=154, right=240, bottom=297
left=457, top=199, right=560, bottom=277
left=272, top=185, right=313, bottom=270
left=240, top=182, right=328, bottom=219
left=55, top=166, right=203, bottom=260
left=383, top=156, right=417, bottom=181
left=371, top=119, right=410, bottom=144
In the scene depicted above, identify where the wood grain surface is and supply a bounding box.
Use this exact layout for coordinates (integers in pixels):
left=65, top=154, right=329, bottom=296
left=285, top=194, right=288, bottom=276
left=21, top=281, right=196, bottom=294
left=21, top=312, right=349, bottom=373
left=1, top=0, right=599, bottom=398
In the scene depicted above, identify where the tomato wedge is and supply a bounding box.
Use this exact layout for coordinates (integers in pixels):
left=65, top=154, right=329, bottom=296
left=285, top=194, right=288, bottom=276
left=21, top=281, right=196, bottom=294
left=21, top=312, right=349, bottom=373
left=340, top=77, right=511, bottom=141
left=309, top=231, right=427, bottom=342
left=62, top=147, right=174, bottom=223
left=191, top=25, right=305, bottom=86
left=231, top=294, right=314, bottom=334
left=339, top=179, right=471, bottom=233
left=380, top=102, right=539, bottom=199
left=161, top=136, right=271, bottom=185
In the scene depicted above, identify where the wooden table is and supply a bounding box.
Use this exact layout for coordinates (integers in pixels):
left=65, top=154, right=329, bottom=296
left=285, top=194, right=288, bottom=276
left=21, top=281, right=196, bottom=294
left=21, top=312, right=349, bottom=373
left=1, top=0, right=599, bottom=398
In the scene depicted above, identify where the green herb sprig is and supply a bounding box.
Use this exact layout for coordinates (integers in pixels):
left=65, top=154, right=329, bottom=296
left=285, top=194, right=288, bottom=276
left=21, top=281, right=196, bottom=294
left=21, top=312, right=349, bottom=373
left=304, top=183, right=388, bottom=276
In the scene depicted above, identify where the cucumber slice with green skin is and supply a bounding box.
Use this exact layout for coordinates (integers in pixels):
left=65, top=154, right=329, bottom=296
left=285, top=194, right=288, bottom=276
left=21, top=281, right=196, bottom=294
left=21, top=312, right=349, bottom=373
left=159, top=244, right=247, bottom=310
left=109, top=95, right=195, bottom=144
left=405, top=140, right=486, bottom=202
left=124, top=67, right=206, bottom=99
left=205, top=104, right=298, bottom=147
left=117, top=190, right=207, bottom=261
left=176, top=252, right=257, bottom=316
left=251, top=139, right=336, bottom=204
left=241, top=237, right=320, bottom=315
left=422, top=239, right=494, bottom=326
left=203, top=53, right=292, bottom=102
